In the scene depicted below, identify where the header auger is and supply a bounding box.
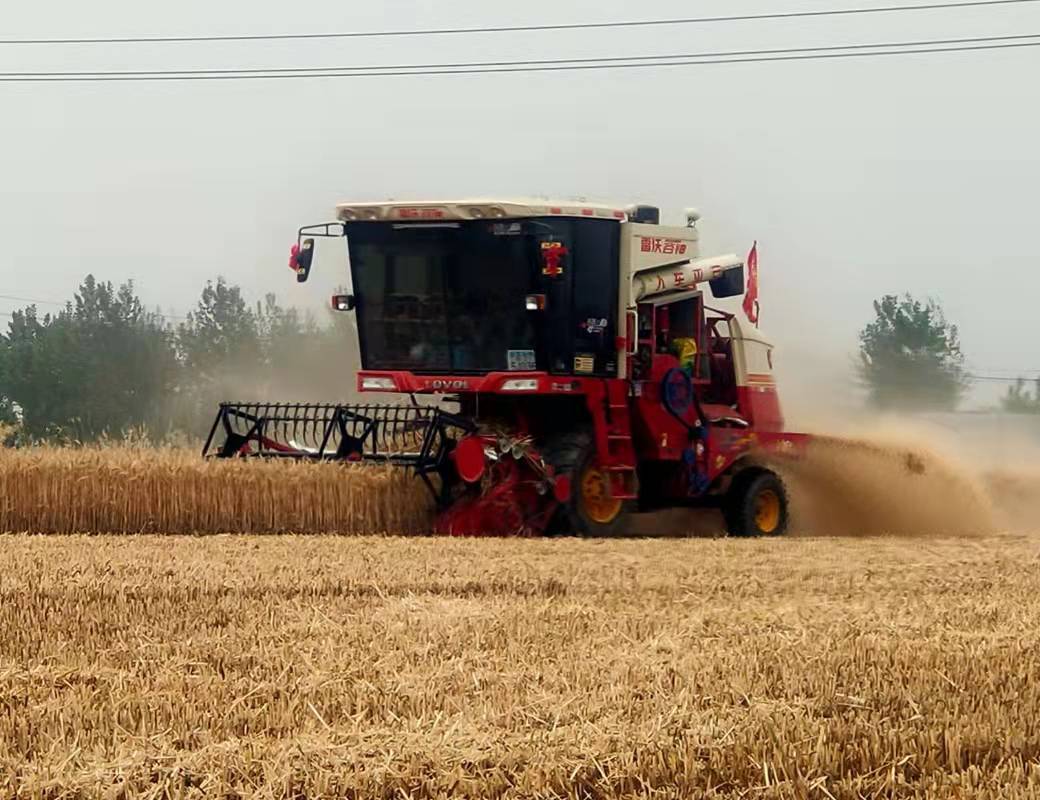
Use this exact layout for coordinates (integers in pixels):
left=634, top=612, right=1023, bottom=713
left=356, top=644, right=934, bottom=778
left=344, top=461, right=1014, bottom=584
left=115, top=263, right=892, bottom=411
left=205, top=199, right=810, bottom=537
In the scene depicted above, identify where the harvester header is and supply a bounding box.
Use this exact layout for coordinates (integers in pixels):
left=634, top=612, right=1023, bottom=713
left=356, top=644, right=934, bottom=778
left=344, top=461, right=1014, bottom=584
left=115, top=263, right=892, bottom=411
left=207, top=198, right=808, bottom=538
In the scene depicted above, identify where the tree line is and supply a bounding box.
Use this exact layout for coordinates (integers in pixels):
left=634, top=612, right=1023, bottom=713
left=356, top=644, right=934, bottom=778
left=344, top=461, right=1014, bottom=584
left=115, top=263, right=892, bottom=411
left=0, top=276, right=358, bottom=445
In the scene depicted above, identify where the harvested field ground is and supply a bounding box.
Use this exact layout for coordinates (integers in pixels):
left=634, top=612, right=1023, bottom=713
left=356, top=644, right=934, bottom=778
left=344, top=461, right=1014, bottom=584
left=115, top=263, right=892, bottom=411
left=3, top=534, right=1039, bottom=798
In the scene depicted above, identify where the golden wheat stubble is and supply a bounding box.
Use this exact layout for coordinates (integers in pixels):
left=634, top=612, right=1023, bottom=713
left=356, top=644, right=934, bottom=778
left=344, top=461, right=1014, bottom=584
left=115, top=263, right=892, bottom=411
left=0, top=534, right=1038, bottom=798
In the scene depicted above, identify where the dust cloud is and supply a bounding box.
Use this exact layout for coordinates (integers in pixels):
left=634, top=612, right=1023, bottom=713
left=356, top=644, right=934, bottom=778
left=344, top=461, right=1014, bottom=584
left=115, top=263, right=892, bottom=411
left=777, top=434, right=995, bottom=537
left=773, top=396, right=1040, bottom=537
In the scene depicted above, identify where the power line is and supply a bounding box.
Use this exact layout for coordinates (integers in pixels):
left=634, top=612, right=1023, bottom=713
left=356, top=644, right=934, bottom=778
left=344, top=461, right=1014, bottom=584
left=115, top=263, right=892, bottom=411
left=0, top=294, right=191, bottom=322
left=968, top=364, right=1040, bottom=372
left=2, top=39, right=1038, bottom=82
left=969, top=374, right=1040, bottom=382
left=0, top=293, right=65, bottom=306
left=3, top=33, right=1036, bottom=79
left=967, top=364, right=1040, bottom=380
left=1, top=0, right=1035, bottom=45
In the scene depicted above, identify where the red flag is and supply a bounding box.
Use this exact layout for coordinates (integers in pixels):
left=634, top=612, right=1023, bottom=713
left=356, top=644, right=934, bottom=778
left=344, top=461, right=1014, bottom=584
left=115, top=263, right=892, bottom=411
left=742, top=241, right=760, bottom=325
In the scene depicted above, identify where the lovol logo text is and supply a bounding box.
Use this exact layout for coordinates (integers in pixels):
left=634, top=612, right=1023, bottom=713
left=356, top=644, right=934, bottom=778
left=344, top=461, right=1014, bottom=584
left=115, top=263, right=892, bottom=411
left=428, top=379, right=469, bottom=391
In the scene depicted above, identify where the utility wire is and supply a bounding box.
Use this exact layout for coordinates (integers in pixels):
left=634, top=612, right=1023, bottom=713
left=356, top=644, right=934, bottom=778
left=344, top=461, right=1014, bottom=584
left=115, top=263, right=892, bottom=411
left=1, top=0, right=1036, bottom=45
left=0, top=295, right=191, bottom=321
left=965, top=366, right=1040, bottom=372
left=4, top=33, right=1037, bottom=78
left=0, top=293, right=65, bottom=306
left=969, top=374, right=1040, bottom=382
left=2, top=39, right=1039, bottom=82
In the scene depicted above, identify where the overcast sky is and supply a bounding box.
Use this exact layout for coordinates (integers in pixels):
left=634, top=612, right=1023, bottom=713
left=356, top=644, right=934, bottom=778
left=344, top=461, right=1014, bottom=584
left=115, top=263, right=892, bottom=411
left=2, top=0, right=1038, bottom=410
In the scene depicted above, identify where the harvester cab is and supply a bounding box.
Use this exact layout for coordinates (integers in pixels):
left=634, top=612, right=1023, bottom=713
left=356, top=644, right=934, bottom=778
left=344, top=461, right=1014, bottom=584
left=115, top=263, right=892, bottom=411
left=204, top=199, right=809, bottom=537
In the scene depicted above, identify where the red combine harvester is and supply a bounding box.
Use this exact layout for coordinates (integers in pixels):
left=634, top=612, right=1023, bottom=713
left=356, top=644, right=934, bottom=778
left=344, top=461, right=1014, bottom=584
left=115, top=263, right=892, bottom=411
left=204, top=199, right=810, bottom=536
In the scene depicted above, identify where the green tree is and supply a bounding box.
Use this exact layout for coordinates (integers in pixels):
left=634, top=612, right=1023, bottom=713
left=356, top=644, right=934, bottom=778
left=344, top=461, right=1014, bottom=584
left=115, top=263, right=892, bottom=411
left=858, top=294, right=968, bottom=411
left=177, top=278, right=261, bottom=376
left=171, top=279, right=363, bottom=436
left=0, top=397, right=17, bottom=426
left=1002, top=378, right=1040, bottom=414
left=0, top=277, right=179, bottom=442
left=254, top=293, right=317, bottom=397
left=172, top=278, right=262, bottom=433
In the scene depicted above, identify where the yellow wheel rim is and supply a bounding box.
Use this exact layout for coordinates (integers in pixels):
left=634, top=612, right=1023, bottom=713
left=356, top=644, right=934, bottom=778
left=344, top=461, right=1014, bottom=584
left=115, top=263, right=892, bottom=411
left=754, top=489, right=782, bottom=534
left=580, top=464, right=623, bottom=524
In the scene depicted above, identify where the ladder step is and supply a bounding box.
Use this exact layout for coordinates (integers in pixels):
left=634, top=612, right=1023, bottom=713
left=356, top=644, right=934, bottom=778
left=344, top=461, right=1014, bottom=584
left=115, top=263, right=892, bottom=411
left=604, top=389, right=633, bottom=490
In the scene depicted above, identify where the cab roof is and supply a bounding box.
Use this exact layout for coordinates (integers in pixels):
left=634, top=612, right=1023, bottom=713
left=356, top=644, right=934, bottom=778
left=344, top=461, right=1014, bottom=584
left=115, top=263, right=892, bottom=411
left=335, top=198, right=629, bottom=223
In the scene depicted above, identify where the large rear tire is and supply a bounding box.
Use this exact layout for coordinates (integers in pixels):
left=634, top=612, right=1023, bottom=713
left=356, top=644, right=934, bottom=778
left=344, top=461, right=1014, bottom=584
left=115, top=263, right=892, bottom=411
left=542, top=431, right=632, bottom=537
left=724, top=468, right=790, bottom=538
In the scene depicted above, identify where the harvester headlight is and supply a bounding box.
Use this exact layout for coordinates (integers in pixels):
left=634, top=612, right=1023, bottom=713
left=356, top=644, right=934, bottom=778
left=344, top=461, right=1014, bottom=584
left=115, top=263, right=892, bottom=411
left=361, top=376, right=396, bottom=391
left=501, top=379, right=539, bottom=392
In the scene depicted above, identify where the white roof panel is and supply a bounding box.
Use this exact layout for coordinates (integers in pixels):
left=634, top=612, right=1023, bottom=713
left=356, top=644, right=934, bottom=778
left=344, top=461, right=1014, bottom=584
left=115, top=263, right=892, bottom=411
left=335, top=198, right=630, bottom=223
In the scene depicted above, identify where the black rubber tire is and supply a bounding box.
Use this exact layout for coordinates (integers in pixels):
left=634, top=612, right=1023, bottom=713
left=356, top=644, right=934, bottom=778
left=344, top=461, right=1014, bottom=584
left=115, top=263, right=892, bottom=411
left=724, top=469, right=790, bottom=538
left=542, top=430, right=632, bottom=537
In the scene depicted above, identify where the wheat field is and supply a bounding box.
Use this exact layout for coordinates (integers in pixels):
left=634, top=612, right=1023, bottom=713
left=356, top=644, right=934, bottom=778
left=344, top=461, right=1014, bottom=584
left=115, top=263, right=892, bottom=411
left=2, top=533, right=1039, bottom=799
left=5, top=437, right=1037, bottom=539
left=0, top=447, right=431, bottom=535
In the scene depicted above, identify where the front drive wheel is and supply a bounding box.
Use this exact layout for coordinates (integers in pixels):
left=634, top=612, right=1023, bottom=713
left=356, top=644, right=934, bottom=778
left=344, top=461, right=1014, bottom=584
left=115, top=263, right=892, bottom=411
left=543, top=431, right=633, bottom=537
left=724, top=469, right=790, bottom=537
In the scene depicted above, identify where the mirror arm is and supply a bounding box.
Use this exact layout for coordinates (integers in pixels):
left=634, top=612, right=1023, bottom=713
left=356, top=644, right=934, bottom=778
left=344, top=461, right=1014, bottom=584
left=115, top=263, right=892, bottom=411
left=291, top=222, right=345, bottom=283
left=298, top=221, right=346, bottom=239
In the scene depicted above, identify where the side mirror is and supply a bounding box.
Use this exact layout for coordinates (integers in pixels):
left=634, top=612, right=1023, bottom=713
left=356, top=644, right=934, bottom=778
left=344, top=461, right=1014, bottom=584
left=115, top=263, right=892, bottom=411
left=331, top=294, right=356, bottom=312
left=290, top=238, right=316, bottom=283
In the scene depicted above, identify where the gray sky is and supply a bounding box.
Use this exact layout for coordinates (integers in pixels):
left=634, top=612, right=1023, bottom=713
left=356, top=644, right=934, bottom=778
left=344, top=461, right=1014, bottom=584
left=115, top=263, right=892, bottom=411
left=2, top=0, right=1038, bottom=408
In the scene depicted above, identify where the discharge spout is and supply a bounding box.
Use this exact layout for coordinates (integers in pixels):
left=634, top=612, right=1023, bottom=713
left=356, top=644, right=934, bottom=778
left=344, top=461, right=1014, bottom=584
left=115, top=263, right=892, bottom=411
left=633, top=254, right=744, bottom=301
